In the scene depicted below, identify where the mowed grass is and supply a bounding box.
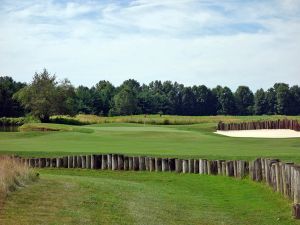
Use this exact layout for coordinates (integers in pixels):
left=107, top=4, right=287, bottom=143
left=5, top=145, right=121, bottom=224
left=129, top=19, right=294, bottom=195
left=0, top=121, right=300, bottom=162
left=0, top=169, right=299, bottom=225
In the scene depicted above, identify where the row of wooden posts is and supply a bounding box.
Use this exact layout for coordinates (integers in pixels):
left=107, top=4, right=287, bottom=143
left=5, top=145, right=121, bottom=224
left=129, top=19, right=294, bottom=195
left=217, top=119, right=300, bottom=131
left=15, top=154, right=300, bottom=219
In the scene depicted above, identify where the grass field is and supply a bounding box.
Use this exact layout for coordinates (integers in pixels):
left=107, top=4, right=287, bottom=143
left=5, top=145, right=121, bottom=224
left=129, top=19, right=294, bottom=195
left=1, top=169, right=299, bottom=225
left=1, top=120, right=300, bottom=162
left=1, top=115, right=300, bottom=224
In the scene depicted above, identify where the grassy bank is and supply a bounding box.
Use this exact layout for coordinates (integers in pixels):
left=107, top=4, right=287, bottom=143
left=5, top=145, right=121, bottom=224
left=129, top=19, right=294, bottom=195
left=0, top=169, right=298, bottom=225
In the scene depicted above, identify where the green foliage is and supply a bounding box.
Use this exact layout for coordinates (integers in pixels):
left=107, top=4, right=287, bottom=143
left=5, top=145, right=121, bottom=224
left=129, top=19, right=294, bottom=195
left=0, top=117, right=25, bottom=126
left=254, top=88, right=267, bottom=115
left=111, top=87, right=138, bottom=116
left=0, top=76, right=26, bottom=117
left=13, top=69, right=76, bottom=122
left=235, top=86, right=254, bottom=115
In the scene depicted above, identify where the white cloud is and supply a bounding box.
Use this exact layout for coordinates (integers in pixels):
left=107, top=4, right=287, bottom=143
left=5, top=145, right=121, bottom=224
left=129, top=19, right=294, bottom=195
left=0, top=0, right=299, bottom=90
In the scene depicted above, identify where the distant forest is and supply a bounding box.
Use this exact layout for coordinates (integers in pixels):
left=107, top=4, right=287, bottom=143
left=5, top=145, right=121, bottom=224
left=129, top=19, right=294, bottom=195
left=1, top=69, right=300, bottom=121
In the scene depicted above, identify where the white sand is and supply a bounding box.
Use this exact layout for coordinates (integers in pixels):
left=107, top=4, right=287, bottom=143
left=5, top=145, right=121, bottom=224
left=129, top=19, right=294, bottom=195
left=215, top=129, right=300, bottom=138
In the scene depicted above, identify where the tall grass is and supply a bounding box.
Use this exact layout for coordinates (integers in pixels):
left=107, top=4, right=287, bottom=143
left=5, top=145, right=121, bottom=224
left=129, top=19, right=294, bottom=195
left=0, top=156, right=37, bottom=203
left=51, top=114, right=300, bottom=126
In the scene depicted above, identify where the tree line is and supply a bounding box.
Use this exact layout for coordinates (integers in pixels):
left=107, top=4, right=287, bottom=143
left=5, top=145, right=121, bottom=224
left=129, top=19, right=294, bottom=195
left=0, top=69, right=299, bottom=121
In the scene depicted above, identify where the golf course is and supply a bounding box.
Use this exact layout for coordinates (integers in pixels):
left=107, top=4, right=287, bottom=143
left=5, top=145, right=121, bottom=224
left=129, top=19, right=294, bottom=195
left=1, top=115, right=300, bottom=225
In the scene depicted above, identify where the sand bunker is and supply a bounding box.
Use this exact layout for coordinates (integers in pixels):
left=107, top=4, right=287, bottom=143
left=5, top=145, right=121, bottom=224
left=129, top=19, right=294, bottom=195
left=215, top=129, right=300, bottom=138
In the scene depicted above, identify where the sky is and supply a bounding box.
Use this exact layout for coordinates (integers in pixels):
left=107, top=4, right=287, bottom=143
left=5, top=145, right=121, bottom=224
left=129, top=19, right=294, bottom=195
left=0, top=0, right=300, bottom=91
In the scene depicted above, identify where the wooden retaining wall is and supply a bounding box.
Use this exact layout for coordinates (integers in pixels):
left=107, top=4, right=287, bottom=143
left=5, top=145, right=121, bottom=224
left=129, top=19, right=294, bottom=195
left=217, top=119, right=300, bottom=131
left=14, top=154, right=300, bottom=219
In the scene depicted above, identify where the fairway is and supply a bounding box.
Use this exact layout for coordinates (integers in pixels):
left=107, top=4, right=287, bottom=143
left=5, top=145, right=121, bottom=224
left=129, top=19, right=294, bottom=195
left=1, top=169, right=299, bottom=225
left=1, top=122, right=300, bottom=163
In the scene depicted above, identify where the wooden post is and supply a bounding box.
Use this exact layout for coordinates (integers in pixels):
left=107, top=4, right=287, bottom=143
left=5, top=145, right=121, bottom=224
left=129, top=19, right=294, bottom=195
left=221, top=161, right=226, bottom=176
left=101, top=155, right=108, bottom=170
left=292, top=204, right=300, bottom=219
left=175, top=159, right=182, bottom=173
left=182, top=160, right=188, bottom=173
left=226, top=161, right=234, bottom=177
left=57, top=157, right=63, bottom=168
left=155, top=158, right=162, bottom=172
left=77, top=156, right=82, bottom=168
left=199, top=159, right=205, bottom=174
left=168, top=158, right=176, bottom=172
left=188, top=159, right=194, bottom=173
left=92, top=155, right=102, bottom=169
left=118, top=155, right=124, bottom=170
left=207, top=160, right=212, bottom=175
left=133, top=157, right=139, bottom=171
left=124, top=156, right=129, bottom=171
left=162, top=158, right=169, bottom=172
left=293, top=166, right=300, bottom=219
left=194, top=159, right=199, bottom=173
left=45, top=158, right=50, bottom=167
left=29, top=158, right=35, bottom=167
left=139, top=156, right=146, bottom=171
left=73, top=156, right=77, bottom=168
left=81, top=156, right=86, bottom=169
left=68, top=156, right=73, bottom=168
left=145, top=157, right=150, bottom=171
left=85, top=155, right=91, bottom=169
left=149, top=157, right=155, bottom=172
left=283, top=162, right=294, bottom=199
left=129, top=157, right=133, bottom=170
left=112, top=154, right=118, bottom=170
left=107, top=154, right=112, bottom=170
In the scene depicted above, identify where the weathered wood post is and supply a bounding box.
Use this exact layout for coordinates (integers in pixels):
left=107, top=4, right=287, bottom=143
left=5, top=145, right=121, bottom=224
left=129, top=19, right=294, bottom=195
left=283, top=162, right=294, bottom=199
left=107, top=154, right=112, bottom=170
left=92, top=155, right=102, bottom=169
left=56, top=157, right=63, bottom=168
left=221, top=161, right=226, bottom=176
left=182, top=160, right=188, bottom=173
left=292, top=166, right=300, bottom=219
left=124, top=156, right=129, bottom=171
left=68, top=156, right=73, bottom=168
left=129, top=157, right=133, bottom=170
left=81, top=155, right=86, bottom=169
left=76, top=155, right=82, bottom=168
left=29, top=158, right=35, bottom=167
left=139, top=156, right=146, bottom=171
left=133, top=157, right=139, bottom=171
left=199, top=159, right=207, bottom=174
left=145, top=157, right=150, bottom=171
left=101, top=155, right=108, bottom=170
left=155, top=158, right=162, bottom=172
left=112, top=154, right=118, bottom=170
left=162, top=158, right=169, bottom=172
left=188, top=159, right=194, bottom=173
left=168, top=158, right=176, bottom=172
left=61, top=156, right=67, bottom=168
left=118, top=155, right=124, bottom=170
left=73, top=156, right=77, bottom=168
left=225, top=161, right=234, bottom=177
left=207, top=160, right=212, bottom=175
left=194, top=159, right=199, bottom=173
left=175, top=159, right=182, bottom=173
left=149, top=157, right=155, bottom=172
left=86, top=155, right=91, bottom=169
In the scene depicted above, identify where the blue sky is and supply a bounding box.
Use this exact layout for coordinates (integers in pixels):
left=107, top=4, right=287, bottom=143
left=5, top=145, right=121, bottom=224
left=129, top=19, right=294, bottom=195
left=0, top=0, right=300, bottom=90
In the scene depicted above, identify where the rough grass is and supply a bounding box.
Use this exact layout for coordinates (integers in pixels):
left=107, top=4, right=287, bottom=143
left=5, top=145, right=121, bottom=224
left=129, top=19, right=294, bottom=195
left=51, top=114, right=300, bottom=126
left=0, top=169, right=299, bottom=225
left=0, top=156, right=37, bottom=205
